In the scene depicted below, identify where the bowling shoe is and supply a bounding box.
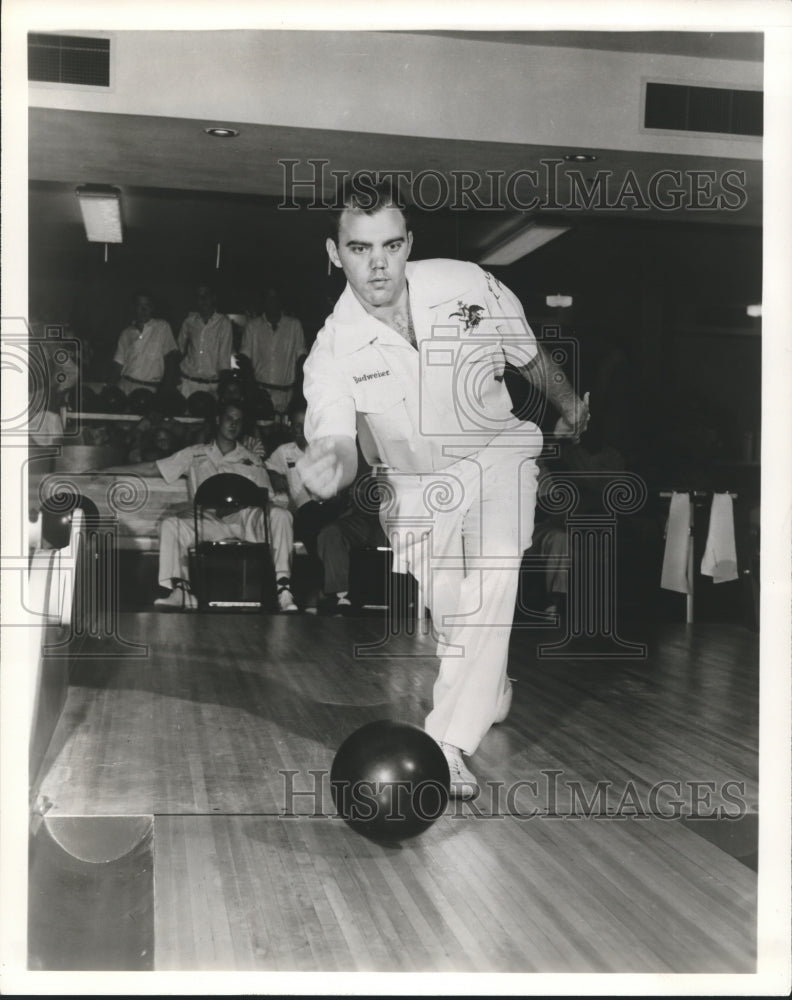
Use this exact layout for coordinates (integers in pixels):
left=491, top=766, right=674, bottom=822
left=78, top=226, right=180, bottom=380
left=154, top=587, right=197, bottom=610
left=438, top=741, right=480, bottom=800
left=277, top=581, right=298, bottom=612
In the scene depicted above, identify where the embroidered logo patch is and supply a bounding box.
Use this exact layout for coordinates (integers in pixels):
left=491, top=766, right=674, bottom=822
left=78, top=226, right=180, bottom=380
left=353, top=370, right=391, bottom=384
left=449, top=302, right=486, bottom=332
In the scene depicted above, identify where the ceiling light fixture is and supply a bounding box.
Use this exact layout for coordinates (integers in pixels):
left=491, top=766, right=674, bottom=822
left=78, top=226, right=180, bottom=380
left=75, top=185, right=123, bottom=243
left=563, top=153, right=598, bottom=163
left=546, top=294, right=574, bottom=309
left=746, top=304, right=762, bottom=318
left=478, top=222, right=570, bottom=266
left=204, top=126, right=240, bottom=138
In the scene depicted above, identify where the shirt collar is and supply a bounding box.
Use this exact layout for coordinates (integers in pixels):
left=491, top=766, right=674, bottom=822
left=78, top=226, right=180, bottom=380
left=330, top=261, right=478, bottom=358
left=330, top=270, right=419, bottom=359
left=195, top=311, right=222, bottom=327
left=209, top=440, right=245, bottom=463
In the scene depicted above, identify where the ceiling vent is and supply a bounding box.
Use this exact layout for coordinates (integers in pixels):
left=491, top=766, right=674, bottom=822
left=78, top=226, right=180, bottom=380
left=28, top=33, right=110, bottom=87
left=645, top=82, right=762, bottom=137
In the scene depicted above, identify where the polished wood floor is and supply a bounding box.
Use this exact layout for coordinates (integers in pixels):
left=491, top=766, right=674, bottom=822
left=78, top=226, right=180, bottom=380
left=35, top=612, right=758, bottom=973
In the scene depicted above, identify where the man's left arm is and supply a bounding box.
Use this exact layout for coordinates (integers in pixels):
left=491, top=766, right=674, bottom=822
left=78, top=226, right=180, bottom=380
left=487, top=270, right=590, bottom=440
left=517, top=344, right=590, bottom=441
left=217, top=316, right=235, bottom=377
left=294, top=320, right=307, bottom=364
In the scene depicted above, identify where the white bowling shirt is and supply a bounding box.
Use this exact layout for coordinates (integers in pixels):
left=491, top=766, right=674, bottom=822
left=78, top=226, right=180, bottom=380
left=266, top=441, right=312, bottom=510
left=177, top=312, right=233, bottom=382
left=239, top=314, right=307, bottom=389
left=114, top=318, right=178, bottom=386
left=303, top=258, right=543, bottom=473
left=156, top=440, right=272, bottom=500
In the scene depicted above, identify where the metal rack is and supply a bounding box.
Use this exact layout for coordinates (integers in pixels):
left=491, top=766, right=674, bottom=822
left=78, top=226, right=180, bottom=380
left=659, top=489, right=738, bottom=624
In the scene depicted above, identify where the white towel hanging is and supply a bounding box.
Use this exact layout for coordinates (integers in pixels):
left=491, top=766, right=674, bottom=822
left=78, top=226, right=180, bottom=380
left=701, top=493, right=738, bottom=583
left=661, top=492, right=692, bottom=594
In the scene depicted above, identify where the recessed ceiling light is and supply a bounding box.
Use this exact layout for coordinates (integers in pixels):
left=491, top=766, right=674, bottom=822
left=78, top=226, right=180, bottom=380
left=563, top=153, right=598, bottom=162
left=204, top=127, right=240, bottom=138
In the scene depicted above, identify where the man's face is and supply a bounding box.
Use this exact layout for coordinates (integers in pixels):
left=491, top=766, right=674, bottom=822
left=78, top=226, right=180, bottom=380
left=326, top=205, right=413, bottom=312
left=135, top=295, right=153, bottom=326
left=263, top=289, right=281, bottom=315
left=196, top=286, right=216, bottom=316
left=154, top=430, right=173, bottom=453
left=217, top=405, right=244, bottom=444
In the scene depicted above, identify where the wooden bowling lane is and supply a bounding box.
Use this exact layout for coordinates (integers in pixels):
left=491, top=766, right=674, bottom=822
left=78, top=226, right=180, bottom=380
left=152, top=812, right=754, bottom=972
left=34, top=611, right=758, bottom=972
left=37, top=613, right=438, bottom=816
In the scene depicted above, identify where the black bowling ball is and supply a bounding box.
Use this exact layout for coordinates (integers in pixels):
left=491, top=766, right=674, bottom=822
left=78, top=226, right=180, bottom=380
left=98, top=384, right=128, bottom=414
left=153, top=388, right=187, bottom=417
left=186, top=390, right=217, bottom=420
left=127, top=387, right=155, bottom=416
left=330, top=720, right=450, bottom=842
left=252, top=387, right=275, bottom=422
left=77, top=385, right=98, bottom=413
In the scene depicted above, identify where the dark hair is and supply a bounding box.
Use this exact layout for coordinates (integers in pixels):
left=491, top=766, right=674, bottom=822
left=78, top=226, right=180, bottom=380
left=217, top=397, right=246, bottom=423
left=133, top=289, right=155, bottom=305
left=327, top=176, right=411, bottom=244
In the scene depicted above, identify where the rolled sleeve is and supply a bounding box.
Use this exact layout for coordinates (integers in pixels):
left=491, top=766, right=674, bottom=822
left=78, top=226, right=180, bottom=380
left=215, top=318, right=233, bottom=370
left=239, top=321, right=253, bottom=359
left=302, top=343, right=357, bottom=444
left=295, top=321, right=307, bottom=358
left=486, top=272, right=538, bottom=369
left=161, top=322, right=178, bottom=354
left=177, top=320, right=189, bottom=354
left=265, top=445, right=289, bottom=477
left=113, top=330, right=130, bottom=366
left=156, top=446, right=193, bottom=484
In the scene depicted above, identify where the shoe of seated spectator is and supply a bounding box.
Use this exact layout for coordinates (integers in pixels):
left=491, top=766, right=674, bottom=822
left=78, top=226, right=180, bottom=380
left=493, top=678, right=514, bottom=724
left=319, top=592, right=352, bottom=616
left=276, top=580, right=298, bottom=613
left=334, top=593, right=352, bottom=616
left=154, top=587, right=197, bottom=611
left=438, top=741, right=480, bottom=800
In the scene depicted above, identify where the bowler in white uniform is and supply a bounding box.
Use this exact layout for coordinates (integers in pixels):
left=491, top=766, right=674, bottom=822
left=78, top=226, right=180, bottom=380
left=298, top=181, right=589, bottom=797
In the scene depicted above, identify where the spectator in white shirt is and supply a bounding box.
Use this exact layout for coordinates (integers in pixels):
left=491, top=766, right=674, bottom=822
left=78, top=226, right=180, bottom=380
left=177, top=284, right=234, bottom=399
left=111, top=291, right=180, bottom=396
left=239, top=288, right=307, bottom=416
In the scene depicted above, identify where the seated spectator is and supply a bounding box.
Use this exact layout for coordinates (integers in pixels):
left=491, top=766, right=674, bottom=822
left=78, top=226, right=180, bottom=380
left=128, top=423, right=181, bottom=465
left=266, top=404, right=385, bottom=613
left=110, top=291, right=180, bottom=396
left=100, top=400, right=297, bottom=612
